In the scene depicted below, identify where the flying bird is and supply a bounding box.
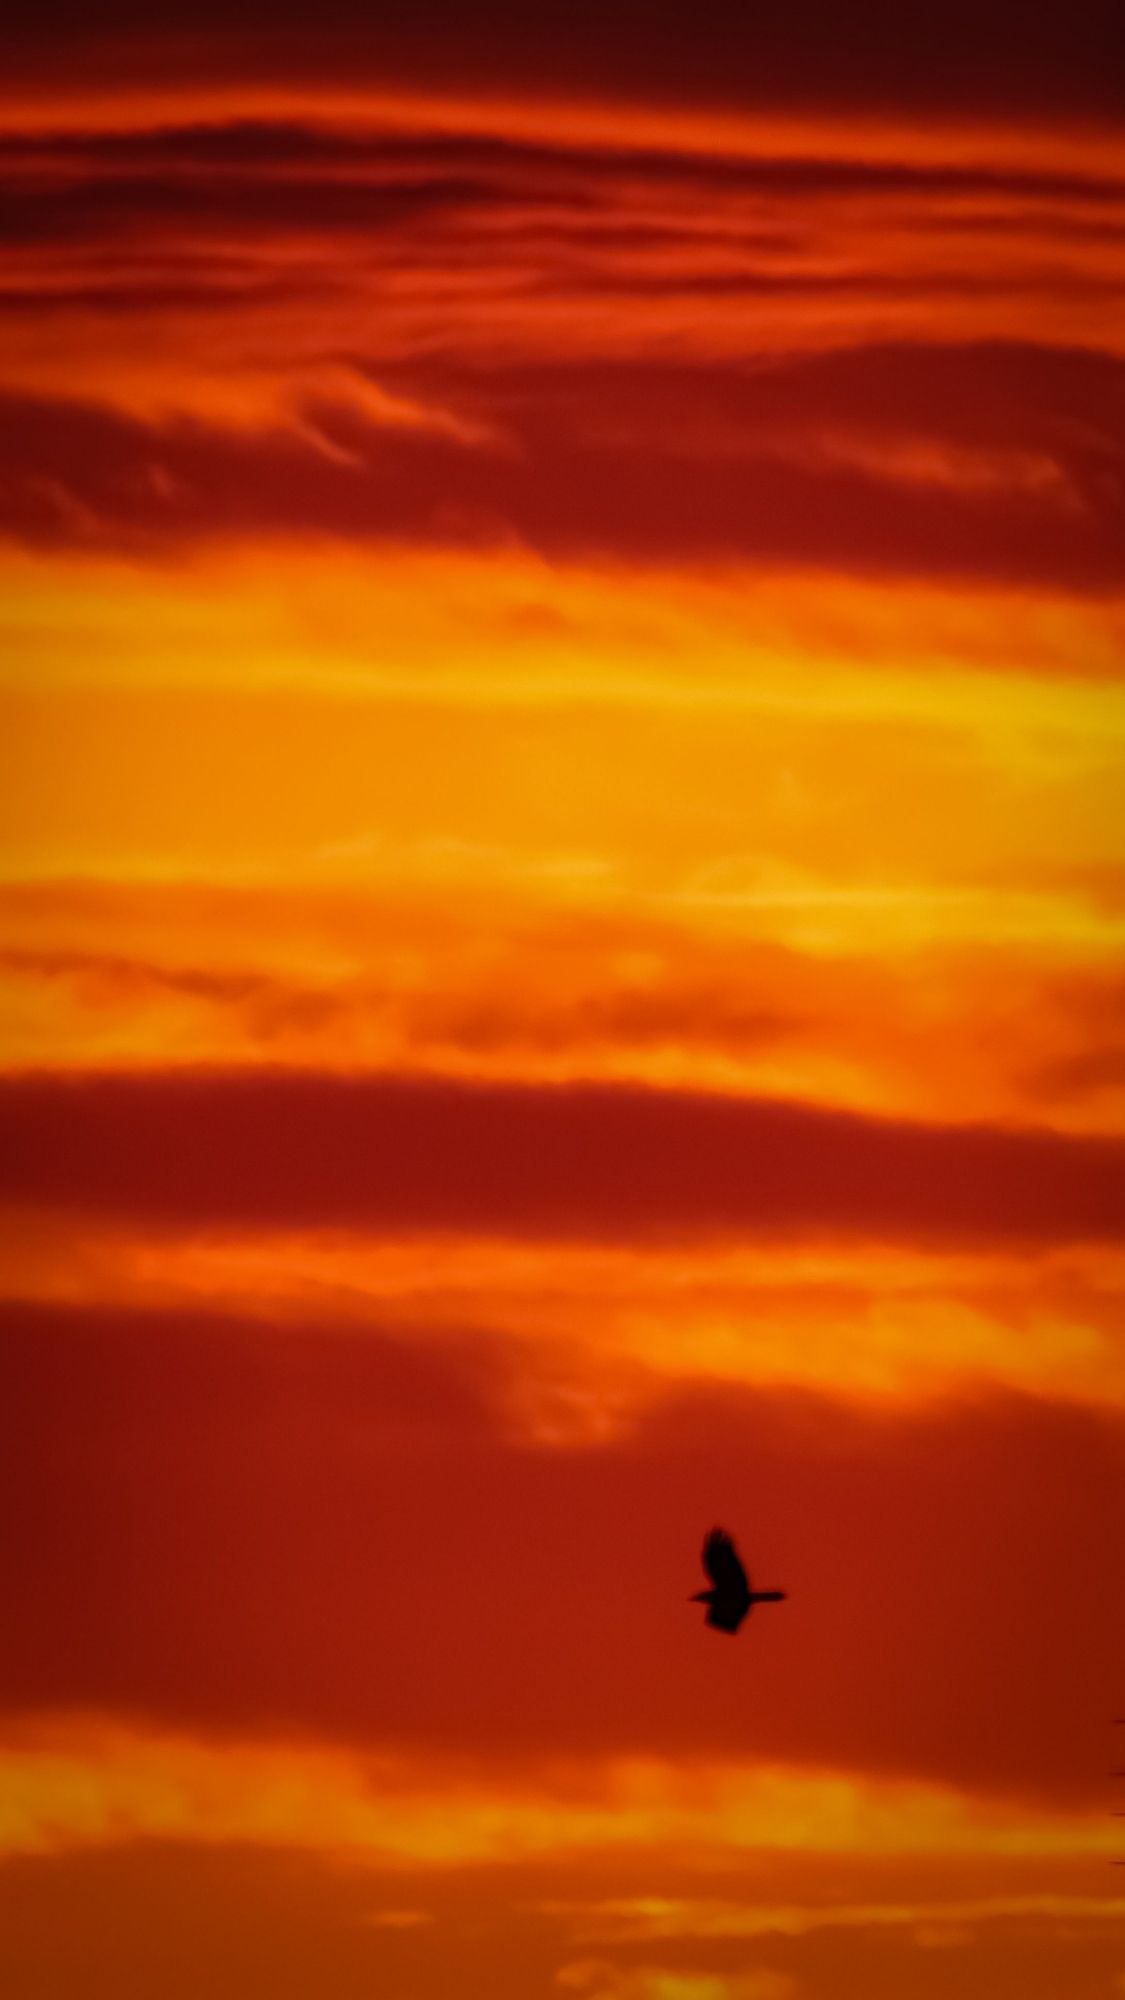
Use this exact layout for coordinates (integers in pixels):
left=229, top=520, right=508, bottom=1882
left=691, top=1526, right=786, bottom=1634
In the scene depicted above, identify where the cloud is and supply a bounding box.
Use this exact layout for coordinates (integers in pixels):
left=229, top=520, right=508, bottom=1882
left=0, top=348, right=1121, bottom=591
left=0, top=1842, right=1119, bottom=2000
left=0, top=163, right=517, bottom=253
left=1, top=43, right=1122, bottom=2000
left=3, top=121, right=1120, bottom=244
left=6, top=1210, right=1123, bottom=1413
left=550, top=1888, right=1125, bottom=1943
left=0, top=1717, right=1115, bottom=1867
left=3, top=115, right=1120, bottom=449
left=2, top=93, right=1120, bottom=593
left=1, top=1299, right=1123, bottom=1795
left=0, top=1840, right=1120, bottom=2000
left=1, top=1066, right=1121, bottom=1246
left=6, top=896, right=1125, bottom=1132
left=558, top=1961, right=798, bottom=2000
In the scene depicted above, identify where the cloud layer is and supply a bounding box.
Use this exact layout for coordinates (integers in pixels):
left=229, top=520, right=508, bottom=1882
left=2, top=35, right=1123, bottom=2000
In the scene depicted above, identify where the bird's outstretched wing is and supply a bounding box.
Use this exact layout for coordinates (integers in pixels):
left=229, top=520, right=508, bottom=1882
left=703, top=1527, right=749, bottom=1593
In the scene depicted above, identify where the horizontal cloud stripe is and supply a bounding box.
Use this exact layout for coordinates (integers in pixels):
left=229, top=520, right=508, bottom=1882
left=1, top=1068, right=1122, bottom=1242
left=3, top=125, right=1123, bottom=237
left=0, top=376, right=1121, bottom=591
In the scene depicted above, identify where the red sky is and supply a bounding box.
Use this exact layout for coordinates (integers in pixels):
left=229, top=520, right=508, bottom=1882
left=1, top=6, right=1124, bottom=1997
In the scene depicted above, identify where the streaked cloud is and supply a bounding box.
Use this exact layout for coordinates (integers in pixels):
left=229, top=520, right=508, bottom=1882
left=2, top=1215, right=1122, bottom=1412
left=557, top=1961, right=799, bottom=2000
left=0, top=1721, right=1115, bottom=1866
left=550, top=1889, right=1125, bottom=1944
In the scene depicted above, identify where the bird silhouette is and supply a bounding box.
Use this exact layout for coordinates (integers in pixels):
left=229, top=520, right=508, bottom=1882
left=691, top=1526, right=786, bottom=1634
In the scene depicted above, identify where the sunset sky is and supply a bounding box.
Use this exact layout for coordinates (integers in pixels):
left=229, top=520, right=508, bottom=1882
left=2, top=6, right=1124, bottom=1996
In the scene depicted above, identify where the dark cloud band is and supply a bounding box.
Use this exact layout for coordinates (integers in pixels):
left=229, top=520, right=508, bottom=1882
left=2, top=1067, right=1122, bottom=1244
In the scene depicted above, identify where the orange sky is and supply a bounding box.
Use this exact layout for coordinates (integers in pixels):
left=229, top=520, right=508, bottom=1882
left=1, top=8, right=1124, bottom=1996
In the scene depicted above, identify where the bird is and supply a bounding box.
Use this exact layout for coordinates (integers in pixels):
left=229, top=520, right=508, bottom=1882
left=690, top=1526, right=786, bottom=1634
